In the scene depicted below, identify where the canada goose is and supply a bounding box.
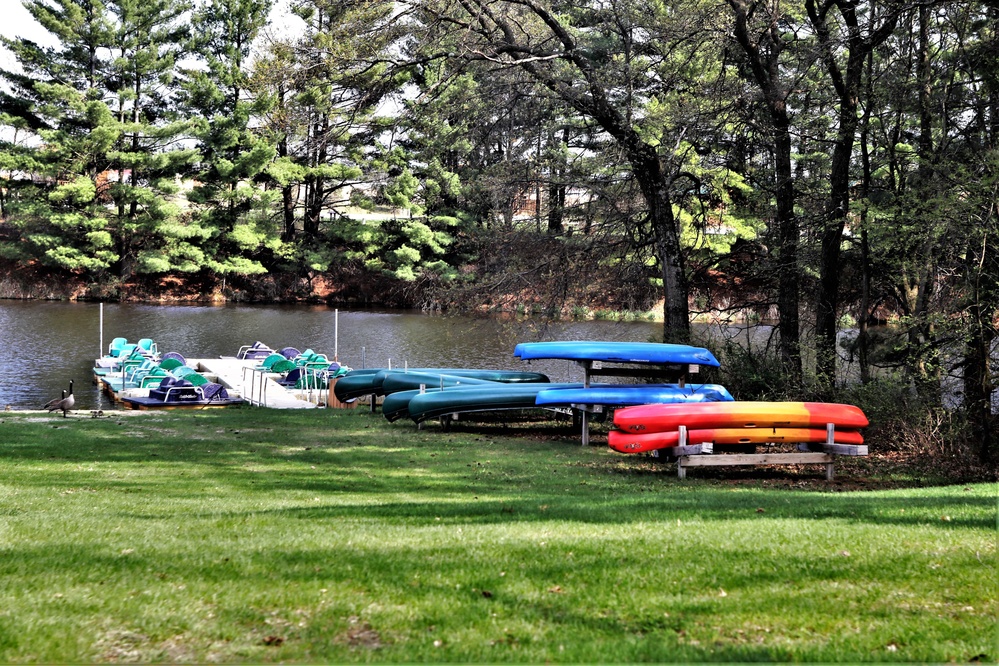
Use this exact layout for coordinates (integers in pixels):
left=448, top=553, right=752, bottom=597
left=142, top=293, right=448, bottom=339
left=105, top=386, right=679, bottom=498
left=44, top=380, right=75, bottom=417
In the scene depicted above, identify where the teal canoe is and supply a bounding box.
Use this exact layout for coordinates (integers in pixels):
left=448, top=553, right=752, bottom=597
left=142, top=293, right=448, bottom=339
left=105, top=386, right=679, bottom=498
left=404, top=383, right=584, bottom=424
left=330, top=369, right=384, bottom=402
left=381, top=388, right=429, bottom=422
left=380, top=372, right=505, bottom=395
left=334, top=368, right=550, bottom=403
left=373, top=368, right=549, bottom=384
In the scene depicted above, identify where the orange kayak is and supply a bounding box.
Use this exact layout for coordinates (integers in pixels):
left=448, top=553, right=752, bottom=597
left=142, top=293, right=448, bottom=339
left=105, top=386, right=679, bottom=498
left=612, top=401, right=869, bottom=433
left=608, top=427, right=864, bottom=453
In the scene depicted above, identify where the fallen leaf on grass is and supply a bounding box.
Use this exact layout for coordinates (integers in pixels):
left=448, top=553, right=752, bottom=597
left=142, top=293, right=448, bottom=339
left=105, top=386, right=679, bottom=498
left=345, top=623, right=381, bottom=649
left=548, top=585, right=563, bottom=594
left=333, top=617, right=382, bottom=650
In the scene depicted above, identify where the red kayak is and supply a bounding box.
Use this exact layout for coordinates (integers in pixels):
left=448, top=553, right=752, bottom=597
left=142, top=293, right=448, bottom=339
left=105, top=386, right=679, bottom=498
left=608, top=426, right=864, bottom=454
left=612, top=401, right=869, bottom=433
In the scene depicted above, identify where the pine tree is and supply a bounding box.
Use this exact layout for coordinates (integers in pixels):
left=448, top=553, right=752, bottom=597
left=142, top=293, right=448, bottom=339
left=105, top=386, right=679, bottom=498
left=103, top=0, right=198, bottom=278
left=182, top=0, right=279, bottom=277
left=0, top=0, right=120, bottom=275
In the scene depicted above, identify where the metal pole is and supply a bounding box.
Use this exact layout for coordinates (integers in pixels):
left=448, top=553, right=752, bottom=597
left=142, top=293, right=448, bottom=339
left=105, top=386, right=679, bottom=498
left=334, top=309, right=339, bottom=362
left=581, top=360, right=591, bottom=446
left=97, top=303, right=104, bottom=412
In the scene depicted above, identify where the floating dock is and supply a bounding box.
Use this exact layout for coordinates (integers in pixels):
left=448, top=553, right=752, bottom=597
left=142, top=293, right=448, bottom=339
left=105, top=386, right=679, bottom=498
left=190, top=358, right=323, bottom=409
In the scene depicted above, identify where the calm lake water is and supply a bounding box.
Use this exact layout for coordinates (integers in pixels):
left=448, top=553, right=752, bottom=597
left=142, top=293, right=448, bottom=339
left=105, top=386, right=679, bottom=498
left=7, top=300, right=991, bottom=413
left=0, top=301, right=686, bottom=411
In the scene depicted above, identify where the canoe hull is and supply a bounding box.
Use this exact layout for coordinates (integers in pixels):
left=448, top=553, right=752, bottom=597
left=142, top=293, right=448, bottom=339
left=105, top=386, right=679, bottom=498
left=381, top=389, right=426, bottom=422
left=613, top=401, right=869, bottom=433
left=513, top=341, right=720, bottom=367
left=534, top=383, right=734, bottom=407
left=380, top=372, right=502, bottom=395
left=332, top=371, right=384, bottom=402
left=405, top=383, right=583, bottom=423
left=334, top=368, right=550, bottom=402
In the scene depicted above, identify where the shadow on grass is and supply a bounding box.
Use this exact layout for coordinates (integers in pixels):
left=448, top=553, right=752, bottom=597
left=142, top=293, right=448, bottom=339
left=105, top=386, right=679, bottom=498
left=1, top=413, right=993, bottom=664
left=2, top=411, right=995, bottom=533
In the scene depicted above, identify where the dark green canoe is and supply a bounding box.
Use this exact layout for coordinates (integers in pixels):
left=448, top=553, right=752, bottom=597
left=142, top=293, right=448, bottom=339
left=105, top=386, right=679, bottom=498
left=330, top=368, right=385, bottom=402
left=374, top=368, right=549, bottom=385
left=404, top=383, right=583, bottom=424
left=380, top=372, right=501, bottom=395
left=334, top=367, right=550, bottom=403
left=381, top=388, right=430, bottom=422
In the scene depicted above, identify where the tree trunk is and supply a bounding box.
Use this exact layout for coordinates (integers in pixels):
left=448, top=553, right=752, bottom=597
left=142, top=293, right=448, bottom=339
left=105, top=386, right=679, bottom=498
left=966, top=10, right=999, bottom=463
left=858, top=50, right=875, bottom=384
left=814, top=109, right=856, bottom=385
left=809, top=0, right=898, bottom=386
left=728, top=0, right=801, bottom=381
left=303, top=175, right=323, bottom=238
left=964, top=289, right=996, bottom=464
left=963, top=189, right=998, bottom=464
left=303, top=115, right=328, bottom=239
left=546, top=127, right=568, bottom=235
left=629, top=143, right=690, bottom=344
left=547, top=180, right=565, bottom=235
left=805, top=0, right=898, bottom=387
left=889, top=6, right=944, bottom=405
left=773, top=104, right=801, bottom=382
left=276, top=87, right=296, bottom=241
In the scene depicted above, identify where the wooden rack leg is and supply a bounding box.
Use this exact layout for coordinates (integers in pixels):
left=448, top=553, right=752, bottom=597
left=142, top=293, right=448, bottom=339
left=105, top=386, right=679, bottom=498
left=676, top=426, right=688, bottom=479
left=825, top=422, right=835, bottom=480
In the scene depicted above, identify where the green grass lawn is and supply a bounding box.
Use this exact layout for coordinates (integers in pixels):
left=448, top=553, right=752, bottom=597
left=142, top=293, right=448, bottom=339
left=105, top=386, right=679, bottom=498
left=0, top=408, right=994, bottom=662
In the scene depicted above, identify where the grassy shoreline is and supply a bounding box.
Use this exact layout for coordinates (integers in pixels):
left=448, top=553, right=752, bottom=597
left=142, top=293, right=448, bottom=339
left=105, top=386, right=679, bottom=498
left=0, top=408, right=994, bottom=662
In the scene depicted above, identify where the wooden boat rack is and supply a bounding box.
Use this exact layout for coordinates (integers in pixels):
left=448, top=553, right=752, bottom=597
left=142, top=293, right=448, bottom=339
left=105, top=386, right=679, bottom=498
left=575, top=359, right=694, bottom=446
left=652, top=424, right=868, bottom=480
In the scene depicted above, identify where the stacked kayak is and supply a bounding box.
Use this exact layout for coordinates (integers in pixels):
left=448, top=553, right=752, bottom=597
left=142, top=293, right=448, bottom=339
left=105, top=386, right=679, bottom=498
left=371, top=342, right=735, bottom=426
left=385, top=383, right=739, bottom=424
left=380, top=372, right=553, bottom=422
left=608, top=401, right=869, bottom=454
left=534, top=383, right=734, bottom=408
left=400, top=383, right=584, bottom=424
